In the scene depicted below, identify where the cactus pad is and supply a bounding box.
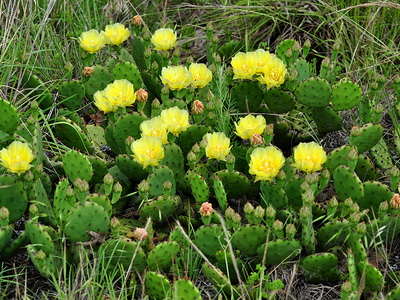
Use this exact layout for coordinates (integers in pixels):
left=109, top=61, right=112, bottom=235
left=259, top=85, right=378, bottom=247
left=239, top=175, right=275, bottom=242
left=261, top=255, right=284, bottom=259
left=112, top=62, right=142, bottom=90
left=265, top=89, right=295, bottom=113
left=295, top=77, right=331, bottom=108
left=147, top=166, right=176, bottom=198
left=331, top=80, right=362, bottom=111
left=0, top=99, right=19, bottom=135
left=317, top=219, right=350, bottom=250
left=147, top=241, right=180, bottom=271
left=140, top=195, right=181, bottom=222
left=257, top=239, right=302, bottom=265
left=160, top=143, right=185, bottom=182
left=325, top=145, right=357, bottom=173
left=176, top=125, right=212, bottom=157
left=188, top=171, right=209, bottom=204
left=63, top=150, right=93, bottom=184
left=232, top=225, right=269, bottom=257
left=333, top=166, right=364, bottom=203
left=173, top=279, right=202, bottom=300
left=362, top=181, right=393, bottom=212
left=312, top=106, right=343, bottom=134
left=195, top=225, right=227, bottom=257
left=145, top=271, right=171, bottom=299
left=214, top=170, right=251, bottom=199
left=0, top=175, right=28, bottom=223
left=58, top=80, right=85, bottom=110
left=355, top=155, right=378, bottom=181
left=301, top=252, right=340, bottom=283
left=116, top=155, right=149, bottom=182
left=25, top=221, right=55, bottom=254
left=84, top=66, right=114, bottom=98
left=231, top=81, right=264, bottom=113
left=349, top=123, right=383, bottom=153
left=358, top=261, right=384, bottom=292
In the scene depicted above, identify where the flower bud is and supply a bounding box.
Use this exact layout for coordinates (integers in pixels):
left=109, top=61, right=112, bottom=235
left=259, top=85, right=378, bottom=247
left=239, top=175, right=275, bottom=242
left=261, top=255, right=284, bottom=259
left=27, top=115, right=35, bottom=125
left=187, top=151, right=197, bottom=162
left=110, top=217, right=121, bottom=228
left=250, top=133, right=265, bottom=146
left=113, top=182, right=123, bottom=194
left=74, top=178, right=89, bottom=192
left=66, top=186, right=74, bottom=197
left=302, top=189, right=314, bottom=204
left=24, top=171, right=34, bottom=182
left=138, top=180, right=150, bottom=192
left=232, top=212, right=241, bottom=223
left=132, top=15, right=143, bottom=27
left=285, top=49, right=292, bottom=58
left=151, top=98, right=160, bottom=109
left=333, top=41, right=340, bottom=51
left=225, top=153, right=235, bottom=165
left=132, top=227, right=148, bottom=240
left=192, top=143, right=201, bottom=154
left=292, top=41, right=301, bottom=53
left=199, top=202, right=213, bottom=217
left=349, top=212, right=361, bottom=223
left=125, top=136, right=134, bottom=147
left=273, top=220, right=284, bottom=232
left=299, top=205, right=311, bottom=218
left=305, top=172, right=319, bottom=185
left=286, top=223, right=297, bottom=237
left=266, top=205, right=276, bottom=219
left=344, top=198, right=353, bottom=208
left=136, top=89, right=148, bottom=103
left=143, top=28, right=151, bottom=41
left=304, top=39, right=311, bottom=49
left=29, top=204, right=39, bottom=215
left=253, top=205, right=265, bottom=219
left=0, top=206, right=10, bottom=220
left=356, top=222, right=366, bottom=235
left=30, top=101, right=39, bottom=110
left=82, top=66, right=94, bottom=77
left=243, top=202, right=254, bottom=215
left=321, top=168, right=330, bottom=179
left=300, top=181, right=310, bottom=193
left=144, top=47, right=152, bottom=58
left=225, top=207, right=235, bottom=219
left=151, top=61, right=159, bottom=72
left=379, top=200, right=389, bottom=212
left=322, top=57, right=330, bottom=68
left=103, top=173, right=114, bottom=185
left=329, top=196, right=338, bottom=208
left=191, top=100, right=204, bottom=115
left=390, top=194, right=400, bottom=209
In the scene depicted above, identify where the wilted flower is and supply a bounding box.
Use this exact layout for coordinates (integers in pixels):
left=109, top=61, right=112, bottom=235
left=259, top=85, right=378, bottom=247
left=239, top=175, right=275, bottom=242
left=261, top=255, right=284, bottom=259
left=231, top=52, right=257, bottom=80
left=93, top=90, right=118, bottom=113
left=191, top=100, right=204, bottom=115
left=132, top=228, right=148, bottom=240
left=199, top=202, right=214, bottom=217
left=132, top=15, right=143, bottom=27
left=161, top=65, right=192, bottom=90
left=131, top=137, right=165, bottom=168
left=0, top=141, right=35, bottom=174
left=160, top=106, right=190, bottom=135
left=250, top=133, right=265, bottom=146
left=292, top=142, right=327, bottom=173
left=151, top=28, right=177, bottom=51
left=136, top=88, right=148, bottom=103
left=103, top=79, right=136, bottom=107
left=78, top=29, right=107, bottom=53
left=82, top=66, right=94, bottom=77
left=140, top=117, right=168, bottom=144
left=257, top=55, right=287, bottom=89
left=249, top=146, right=285, bottom=181
left=204, top=132, right=231, bottom=161
left=390, top=194, right=400, bottom=209
left=189, top=63, right=212, bottom=88
left=103, top=23, right=130, bottom=46
left=235, top=115, right=266, bottom=140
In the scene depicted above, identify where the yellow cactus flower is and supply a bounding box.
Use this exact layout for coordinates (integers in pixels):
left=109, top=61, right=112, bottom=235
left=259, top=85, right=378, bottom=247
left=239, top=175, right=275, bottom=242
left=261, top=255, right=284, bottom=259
left=78, top=29, right=107, bottom=53
left=103, top=23, right=130, bottom=46
left=204, top=132, right=231, bottom=161
left=151, top=28, right=178, bottom=51
left=292, top=142, right=327, bottom=173
left=93, top=90, right=118, bottom=113
left=189, top=63, right=212, bottom=88
left=131, top=136, right=165, bottom=168
left=140, top=117, right=168, bottom=144
left=0, top=141, right=34, bottom=174
left=254, top=49, right=273, bottom=74
left=235, top=115, right=266, bottom=140
left=231, top=52, right=257, bottom=80
left=104, top=79, right=136, bottom=107
left=249, top=146, right=285, bottom=181
left=257, top=55, right=287, bottom=89
left=161, top=66, right=192, bottom=91
left=160, top=106, right=190, bottom=136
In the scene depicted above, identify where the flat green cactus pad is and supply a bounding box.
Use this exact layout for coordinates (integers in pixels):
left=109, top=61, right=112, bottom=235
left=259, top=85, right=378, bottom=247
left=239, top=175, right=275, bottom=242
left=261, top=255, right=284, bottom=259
left=27, top=246, right=59, bottom=278
left=362, top=181, right=393, bottom=213
left=112, top=62, right=142, bottom=90
left=58, top=80, right=85, bottom=110
left=324, top=145, right=357, bottom=173
left=0, top=227, right=12, bottom=255
left=84, top=66, right=114, bottom=98
left=0, top=175, right=28, bottom=223
left=257, top=239, right=302, bottom=265
left=358, top=262, right=384, bottom=292
left=176, top=125, right=212, bottom=157
left=64, top=201, right=110, bottom=243
left=331, top=80, right=362, bottom=111
left=292, top=58, right=310, bottom=84
left=188, top=171, right=209, bottom=204
left=301, top=253, right=340, bottom=283
left=265, top=89, right=295, bottom=113
left=349, top=123, right=383, bottom=153
left=173, top=279, right=202, bottom=300
left=147, top=241, right=180, bottom=271
left=195, top=225, right=227, bottom=257
left=316, top=219, right=350, bottom=250
left=0, top=99, right=19, bottom=135
left=140, top=195, right=181, bottom=222
left=63, top=150, right=93, bottom=184
left=25, top=221, right=55, bottom=255
left=202, top=262, right=237, bottom=295
left=214, top=170, right=251, bottom=199
left=333, top=165, right=364, bottom=203
left=161, top=143, right=185, bottom=182
left=231, top=81, right=264, bottom=113
left=354, top=155, right=378, bottom=181
left=370, top=138, right=393, bottom=169
left=145, top=271, right=171, bottom=299
left=147, top=165, right=176, bottom=198
left=232, top=225, right=269, bottom=257
left=295, top=77, right=331, bottom=108
left=116, top=154, right=149, bottom=182
left=312, top=106, right=343, bottom=134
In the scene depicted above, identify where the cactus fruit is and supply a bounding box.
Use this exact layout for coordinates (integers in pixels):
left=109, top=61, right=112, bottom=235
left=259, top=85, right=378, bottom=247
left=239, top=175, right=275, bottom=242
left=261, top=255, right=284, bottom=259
left=147, top=241, right=180, bottom=271
left=0, top=99, right=19, bottom=135
left=349, top=123, right=383, bottom=153
left=102, top=237, right=146, bottom=272
left=195, top=225, right=227, bottom=257
left=0, top=175, right=28, bottom=223
left=112, top=62, right=142, bottom=90
left=301, top=253, right=340, bottom=283
left=316, top=219, right=350, bottom=250
left=295, top=77, right=332, bottom=108
left=333, top=165, right=364, bottom=203
left=230, top=81, right=264, bottom=113
left=331, top=79, right=362, bottom=111
left=63, top=150, right=93, bottom=184
left=257, top=239, right=302, bottom=265
left=58, top=80, right=85, bottom=110
left=264, top=89, right=295, bottom=113
left=64, top=201, right=110, bottom=242
left=231, top=225, right=269, bottom=257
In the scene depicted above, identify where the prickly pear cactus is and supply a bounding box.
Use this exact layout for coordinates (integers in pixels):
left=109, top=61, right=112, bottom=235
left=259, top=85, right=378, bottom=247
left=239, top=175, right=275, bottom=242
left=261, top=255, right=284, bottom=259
left=21, top=73, right=53, bottom=109
left=173, top=279, right=202, bottom=300
left=264, top=89, right=295, bottom=114
left=195, top=225, right=227, bottom=257
left=58, top=80, right=85, bottom=110
left=349, top=123, right=383, bottom=153
left=25, top=220, right=56, bottom=255
left=145, top=271, right=171, bottom=299
left=214, top=170, right=252, bottom=199
left=112, top=61, right=142, bottom=89
left=187, top=171, right=209, bottom=204
left=140, top=195, right=182, bottom=222
left=311, top=106, right=343, bottom=134
left=333, top=166, right=364, bottom=203
left=324, top=145, right=358, bottom=173
left=84, top=66, right=114, bottom=98
left=63, top=150, right=93, bottom=184
left=0, top=99, right=19, bottom=135
left=147, top=241, right=180, bottom=271
left=301, top=252, right=340, bottom=283
left=316, top=219, right=350, bottom=250
left=160, top=143, right=185, bottom=182
left=0, top=175, right=28, bottom=223
left=147, top=166, right=176, bottom=198
left=331, top=79, right=362, bottom=111
left=176, top=124, right=212, bottom=156
left=231, top=81, right=264, bottom=113
left=295, top=77, right=331, bottom=108
left=358, top=261, right=384, bottom=292
left=257, top=239, right=302, bottom=265
left=362, top=181, right=393, bottom=213
left=231, top=225, right=269, bottom=257
left=116, top=155, right=149, bottom=182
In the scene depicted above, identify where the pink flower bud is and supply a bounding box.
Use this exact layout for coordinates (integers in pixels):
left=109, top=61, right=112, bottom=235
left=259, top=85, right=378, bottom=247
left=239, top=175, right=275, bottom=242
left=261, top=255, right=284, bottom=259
left=199, top=202, right=213, bottom=217
left=390, top=193, right=400, bottom=209
left=191, top=100, right=204, bottom=115
left=136, top=88, right=148, bottom=103
left=132, top=15, right=143, bottom=27
left=250, top=133, right=265, bottom=146
left=82, top=66, right=94, bottom=77
left=132, top=228, right=148, bottom=240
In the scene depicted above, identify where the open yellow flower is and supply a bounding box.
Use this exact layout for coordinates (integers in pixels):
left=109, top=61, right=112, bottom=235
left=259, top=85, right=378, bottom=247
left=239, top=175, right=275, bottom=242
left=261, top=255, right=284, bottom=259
left=161, top=66, right=192, bottom=91
left=257, top=55, right=287, bottom=89
left=151, top=28, right=177, bottom=51
left=204, top=132, right=231, bottom=161
left=0, top=141, right=34, bottom=174
left=78, top=29, right=107, bottom=53
left=189, top=63, right=212, bottom=88
left=103, top=23, right=130, bottom=45
left=235, top=115, right=266, bottom=140
left=160, top=106, right=190, bottom=136
left=249, top=146, right=285, bottom=181
left=93, top=90, right=118, bottom=113
left=131, top=137, right=165, bottom=168
left=140, top=117, right=168, bottom=144
left=231, top=52, right=257, bottom=80
left=103, top=79, right=136, bottom=107
left=292, top=142, right=327, bottom=173
left=254, top=49, right=273, bottom=74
